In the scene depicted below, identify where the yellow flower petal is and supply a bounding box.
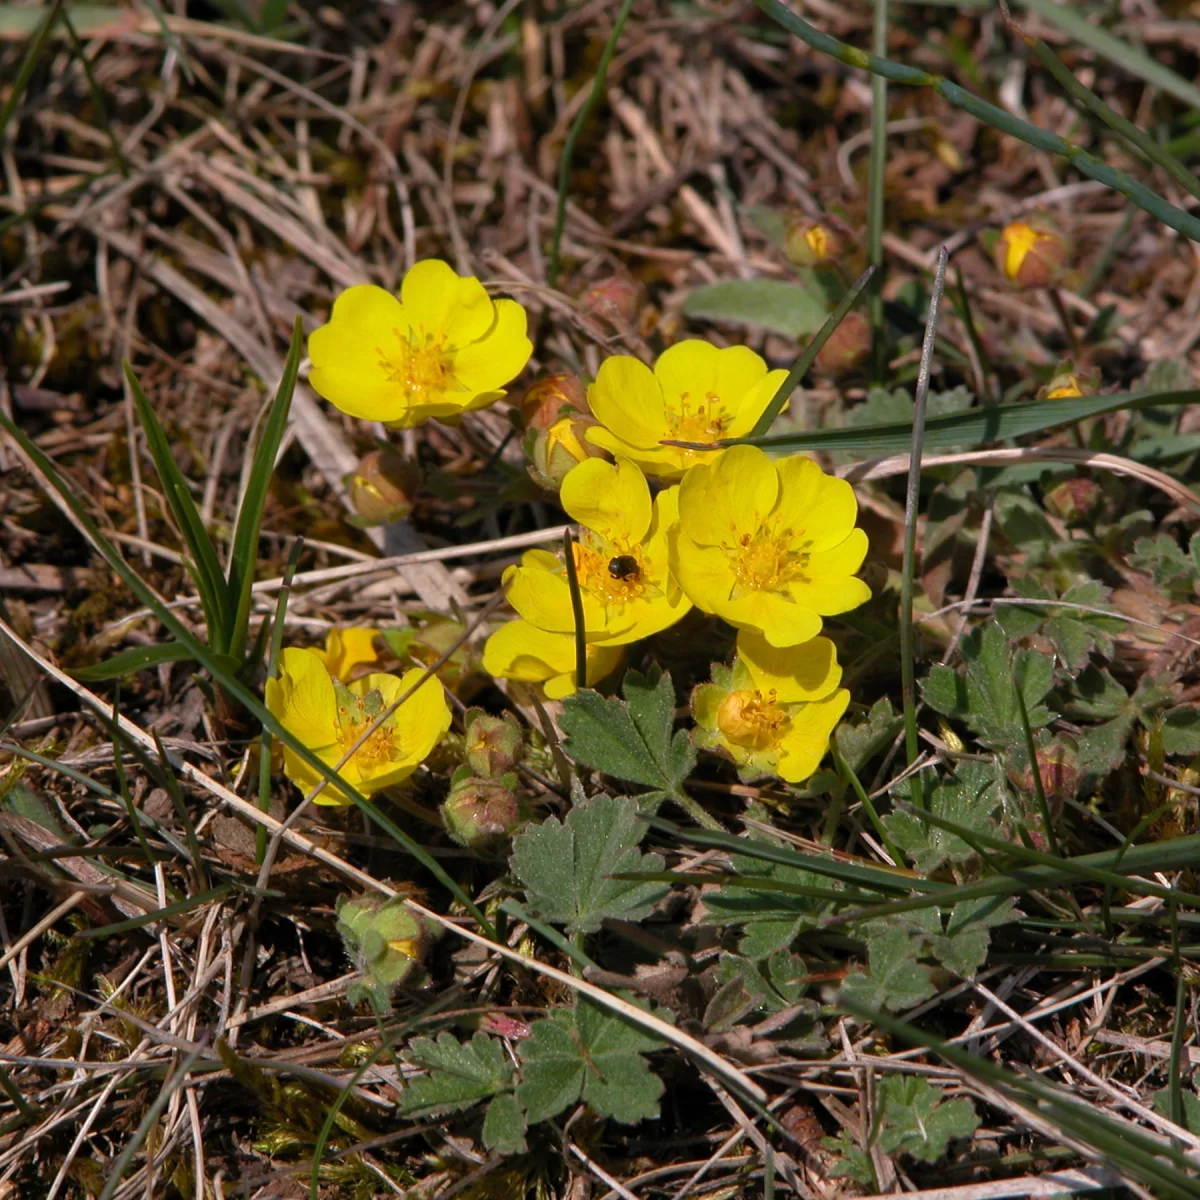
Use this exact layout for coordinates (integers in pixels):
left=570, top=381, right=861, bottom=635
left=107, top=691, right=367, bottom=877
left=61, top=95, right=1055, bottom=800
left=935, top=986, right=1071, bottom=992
left=722, top=370, right=788, bottom=437
left=775, top=689, right=850, bottom=783
left=737, top=629, right=842, bottom=702
left=453, top=298, right=532, bottom=394
left=482, top=619, right=623, bottom=697
left=561, top=458, right=652, bottom=544
left=400, top=258, right=494, bottom=347
left=654, top=340, right=765, bottom=422
left=313, top=627, right=380, bottom=682
left=786, top=530, right=871, bottom=614
left=586, top=356, right=664, bottom=452
left=773, top=456, right=859, bottom=552
left=678, top=444, right=779, bottom=548
left=720, top=590, right=824, bottom=648
left=267, top=648, right=338, bottom=751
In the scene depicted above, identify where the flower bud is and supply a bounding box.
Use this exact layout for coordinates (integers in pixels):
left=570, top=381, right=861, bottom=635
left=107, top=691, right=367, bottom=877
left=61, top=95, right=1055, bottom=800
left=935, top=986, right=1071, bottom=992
left=1043, top=476, right=1104, bottom=524
left=784, top=217, right=844, bottom=268
left=814, top=310, right=871, bottom=374
left=1038, top=366, right=1097, bottom=401
left=579, top=275, right=644, bottom=323
left=346, top=450, right=421, bottom=525
left=518, top=373, right=589, bottom=432
left=336, top=896, right=427, bottom=993
left=1006, top=738, right=1080, bottom=811
left=441, top=776, right=525, bottom=852
left=993, top=217, right=1069, bottom=289
left=464, top=708, right=524, bottom=778
left=526, top=416, right=609, bottom=491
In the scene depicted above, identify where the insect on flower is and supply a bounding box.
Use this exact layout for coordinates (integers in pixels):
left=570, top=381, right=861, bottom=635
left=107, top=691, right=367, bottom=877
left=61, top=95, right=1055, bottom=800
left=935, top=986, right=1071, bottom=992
left=607, top=555, right=641, bottom=581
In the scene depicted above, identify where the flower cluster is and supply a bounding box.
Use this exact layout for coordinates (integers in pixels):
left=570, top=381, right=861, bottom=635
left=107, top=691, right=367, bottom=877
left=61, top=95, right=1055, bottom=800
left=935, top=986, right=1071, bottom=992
left=303, top=260, right=873, bottom=789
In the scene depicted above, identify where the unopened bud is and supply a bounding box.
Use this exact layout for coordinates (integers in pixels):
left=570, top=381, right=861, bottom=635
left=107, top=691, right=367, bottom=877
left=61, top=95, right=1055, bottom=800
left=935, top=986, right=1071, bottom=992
left=994, top=217, right=1069, bottom=289
left=784, top=217, right=845, bottom=268
left=441, top=777, right=525, bottom=851
left=336, top=896, right=427, bottom=991
left=464, top=708, right=524, bottom=777
left=1044, top=476, right=1104, bottom=524
left=518, top=373, right=589, bottom=432
left=580, top=275, right=644, bottom=323
left=814, top=310, right=871, bottom=374
left=1006, top=739, right=1079, bottom=812
left=527, top=416, right=609, bottom=491
left=346, top=451, right=421, bottom=525
left=1039, top=366, right=1097, bottom=401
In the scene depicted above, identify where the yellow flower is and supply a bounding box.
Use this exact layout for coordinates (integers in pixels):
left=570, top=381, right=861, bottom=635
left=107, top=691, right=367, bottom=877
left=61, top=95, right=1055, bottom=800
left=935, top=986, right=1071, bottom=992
left=692, top=629, right=849, bottom=783
left=585, top=340, right=786, bottom=480
left=266, top=647, right=451, bottom=804
left=312, top=627, right=380, bottom=681
left=482, top=618, right=624, bottom=699
left=307, top=259, right=532, bottom=429
left=993, top=220, right=1068, bottom=289
left=670, top=445, right=870, bottom=647
left=504, top=458, right=691, bottom=646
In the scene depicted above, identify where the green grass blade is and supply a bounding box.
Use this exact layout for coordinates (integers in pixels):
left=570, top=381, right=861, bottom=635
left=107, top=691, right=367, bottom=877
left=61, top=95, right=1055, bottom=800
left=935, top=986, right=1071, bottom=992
left=0, top=0, right=63, bottom=144
left=547, top=0, right=635, bottom=288
left=754, top=0, right=1200, bottom=245
left=1014, top=0, right=1200, bottom=114
left=227, top=318, right=302, bottom=662
left=719, top=386, right=1200, bottom=455
left=71, top=640, right=195, bottom=682
left=0, top=408, right=494, bottom=938
left=123, top=361, right=231, bottom=647
left=75, top=886, right=235, bottom=939
left=747, top=265, right=875, bottom=438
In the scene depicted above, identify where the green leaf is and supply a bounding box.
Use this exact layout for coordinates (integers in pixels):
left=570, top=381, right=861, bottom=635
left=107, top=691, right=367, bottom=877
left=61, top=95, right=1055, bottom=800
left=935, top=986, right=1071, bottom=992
left=841, top=925, right=937, bottom=1012
left=481, top=1093, right=527, bottom=1155
left=71, top=640, right=196, bottom=681
left=399, top=1032, right=514, bottom=1116
left=933, top=897, right=1016, bottom=977
left=1130, top=533, right=1199, bottom=601
left=124, top=361, right=231, bottom=646
left=682, top=279, right=828, bottom=339
left=877, top=1076, right=979, bottom=1162
left=227, top=318, right=302, bottom=661
left=560, top=669, right=696, bottom=797
left=835, top=697, right=904, bottom=775
left=703, top=845, right=836, bottom=959
left=996, top=579, right=1121, bottom=675
left=921, top=622, right=1055, bottom=750
left=824, top=1130, right=876, bottom=1184
left=883, top=762, right=1004, bottom=873
left=1163, top=708, right=1200, bottom=757
left=509, top=793, right=668, bottom=935
left=517, top=998, right=664, bottom=1125
left=728, top=387, right=1200, bottom=455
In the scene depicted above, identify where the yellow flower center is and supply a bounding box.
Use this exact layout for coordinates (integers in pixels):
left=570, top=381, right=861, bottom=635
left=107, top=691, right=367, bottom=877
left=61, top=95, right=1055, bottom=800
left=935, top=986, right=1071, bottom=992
left=717, top=688, right=789, bottom=750
left=379, top=326, right=455, bottom=402
left=336, top=694, right=401, bottom=772
left=666, top=391, right=731, bottom=449
left=724, top=520, right=811, bottom=593
left=572, top=538, right=651, bottom=605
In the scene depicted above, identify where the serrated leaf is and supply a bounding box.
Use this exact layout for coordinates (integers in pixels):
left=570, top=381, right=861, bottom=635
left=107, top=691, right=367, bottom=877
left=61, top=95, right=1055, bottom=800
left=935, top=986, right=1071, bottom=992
left=933, top=897, right=1016, bottom=977
left=481, top=1093, right=527, bottom=1155
left=921, top=623, right=1055, bottom=750
left=399, top=1032, right=514, bottom=1115
left=824, top=1130, right=876, bottom=1184
left=1163, top=707, right=1200, bottom=756
left=883, top=762, right=1004, bottom=873
left=682, top=279, right=828, bottom=339
left=841, top=926, right=936, bottom=1012
left=703, top=846, right=836, bottom=959
left=1130, top=533, right=1197, bottom=599
left=517, top=998, right=664, bottom=1125
left=998, top=579, right=1121, bottom=674
left=509, top=793, right=667, bottom=935
left=560, top=669, right=696, bottom=797
left=835, top=697, right=904, bottom=776
left=877, top=1076, right=978, bottom=1162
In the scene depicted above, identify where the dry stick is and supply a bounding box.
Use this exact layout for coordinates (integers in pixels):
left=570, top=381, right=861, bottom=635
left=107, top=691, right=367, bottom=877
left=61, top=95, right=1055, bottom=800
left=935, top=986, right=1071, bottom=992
left=941, top=494, right=995, bottom=665
left=0, top=620, right=765, bottom=1107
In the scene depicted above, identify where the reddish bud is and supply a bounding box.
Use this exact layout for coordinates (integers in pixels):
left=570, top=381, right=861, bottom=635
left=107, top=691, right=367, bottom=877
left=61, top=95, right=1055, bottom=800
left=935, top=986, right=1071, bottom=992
left=464, top=708, right=524, bottom=778
left=1044, top=476, right=1104, bottom=524
left=579, top=275, right=644, bottom=323
left=441, top=777, right=525, bottom=852
left=518, top=373, right=589, bottom=432
left=1006, top=739, right=1080, bottom=811
left=994, top=217, right=1070, bottom=289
